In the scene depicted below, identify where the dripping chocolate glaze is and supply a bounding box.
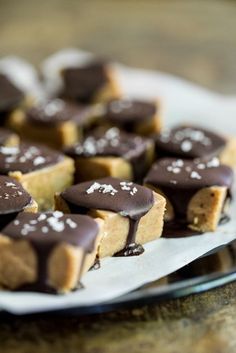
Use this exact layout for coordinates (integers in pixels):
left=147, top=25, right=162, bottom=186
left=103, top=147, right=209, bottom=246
left=61, top=177, right=154, bottom=256
left=105, top=99, right=156, bottom=132
left=2, top=212, right=99, bottom=292
left=0, top=175, right=32, bottom=229
left=61, top=61, right=109, bottom=103
left=65, top=128, right=152, bottom=182
left=145, top=157, right=233, bottom=227
left=26, top=99, right=91, bottom=127
left=0, top=143, right=64, bottom=174
left=154, top=125, right=226, bottom=159
left=0, top=74, right=24, bottom=113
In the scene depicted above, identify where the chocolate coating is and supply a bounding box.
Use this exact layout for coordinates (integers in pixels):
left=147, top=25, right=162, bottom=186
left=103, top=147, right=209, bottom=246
left=0, top=143, right=64, bottom=174
left=145, top=157, right=233, bottom=220
left=154, top=125, right=226, bottom=159
left=62, top=62, right=108, bottom=103
left=105, top=99, right=156, bottom=131
left=0, top=175, right=32, bottom=229
left=0, top=175, right=32, bottom=214
left=65, top=127, right=152, bottom=181
left=0, top=74, right=24, bottom=111
left=26, top=99, right=91, bottom=127
left=61, top=177, right=154, bottom=256
left=3, top=212, right=99, bottom=291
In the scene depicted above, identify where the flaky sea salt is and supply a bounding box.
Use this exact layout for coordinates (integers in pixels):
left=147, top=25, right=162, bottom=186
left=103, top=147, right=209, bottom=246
left=66, top=218, right=77, bottom=229
left=207, top=157, right=220, bottom=168
left=33, top=156, right=46, bottom=166
left=86, top=182, right=118, bottom=196
left=190, top=171, right=202, bottom=180
left=181, top=140, right=192, bottom=152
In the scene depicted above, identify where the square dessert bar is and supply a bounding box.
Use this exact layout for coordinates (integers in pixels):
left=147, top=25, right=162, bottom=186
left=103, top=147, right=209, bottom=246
left=0, top=74, right=26, bottom=123
left=154, top=125, right=236, bottom=168
left=0, top=175, right=38, bottom=230
left=144, top=157, right=234, bottom=232
left=0, top=212, right=102, bottom=293
left=55, top=177, right=166, bottom=258
left=97, top=98, right=162, bottom=135
left=0, top=127, right=19, bottom=147
left=0, top=143, right=74, bottom=210
left=7, top=99, right=96, bottom=149
left=61, top=60, right=121, bottom=104
left=65, top=127, right=154, bottom=183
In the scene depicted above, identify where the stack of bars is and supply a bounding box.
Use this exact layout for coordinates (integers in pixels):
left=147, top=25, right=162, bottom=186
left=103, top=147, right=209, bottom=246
left=0, top=55, right=235, bottom=294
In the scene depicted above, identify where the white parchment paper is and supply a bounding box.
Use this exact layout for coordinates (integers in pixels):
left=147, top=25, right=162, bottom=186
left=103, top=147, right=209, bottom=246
left=0, top=49, right=236, bottom=315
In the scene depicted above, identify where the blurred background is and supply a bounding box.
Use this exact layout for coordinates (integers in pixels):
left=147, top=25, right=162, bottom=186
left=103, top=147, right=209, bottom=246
left=0, top=0, right=235, bottom=93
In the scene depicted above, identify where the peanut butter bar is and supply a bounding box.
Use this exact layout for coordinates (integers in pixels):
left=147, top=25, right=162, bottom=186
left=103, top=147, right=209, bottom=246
left=0, top=144, right=74, bottom=210
left=55, top=177, right=166, bottom=258
left=97, top=98, right=161, bottom=135
left=7, top=99, right=96, bottom=149
left=0, top=212, right=102, bottom=292
left=0, top=74, right=25, bottom=123
left=0, top=175, right=37, bottom=229
left=145, top=157, right=234, bottom=232
left=154, top=125, right=236, bottom=168
left=65, top=127, right=154, bottom=183
left=61, top=61, right=121, bottom=104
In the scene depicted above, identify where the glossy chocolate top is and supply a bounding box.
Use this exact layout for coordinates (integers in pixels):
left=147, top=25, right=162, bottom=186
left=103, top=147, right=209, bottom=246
left=154, top=125, right=226, bottom=159
left=26, top=99, right=91, bottom=127
left=65, top=127, right=150, bottom=158
left=105, top=99, right=156, bottom=127
left=0, top=143, right=64, bottom=174
left=145, top=157, right=233, bottom=219
left=0, top=127, right=17, bottom=146
left=0, top=175, right=32, bottom=214
left=65, top=127, right=152, bottom=181
left=62, top=61, right=108, bottom=103
left=3, top=211, right=99, bottom=253
left=0, top=74, right=24, bottom=111
left=61, top=177, right=154, bottom=221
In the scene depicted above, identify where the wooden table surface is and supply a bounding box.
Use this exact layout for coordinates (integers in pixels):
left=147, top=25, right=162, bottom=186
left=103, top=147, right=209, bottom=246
left=1, top=1, right=236, bottom=352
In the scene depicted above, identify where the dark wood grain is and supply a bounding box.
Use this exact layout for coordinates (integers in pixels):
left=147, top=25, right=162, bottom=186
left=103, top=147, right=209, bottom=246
left=1, top=1, right=236, bottom=352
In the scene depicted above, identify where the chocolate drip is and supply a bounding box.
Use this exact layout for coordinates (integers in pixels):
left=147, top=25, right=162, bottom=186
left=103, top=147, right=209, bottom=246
left=105, top=99, right=156, bottom=132
left=0, top=74, right=24, bottom=112
left=3, top=212, right=99, bottom=292
left=163, top=221, right=201, bottom=238
left=26, top=99, right=91, bottom=127
left=154, top=125, right=226, bottom=159
left=0, top=143, right=64, bottom=174
left=61, top=62, right=108, bottom=103
left=65, top=128, right=152, bottom=182
left=61, top=177, right=154, bottom=256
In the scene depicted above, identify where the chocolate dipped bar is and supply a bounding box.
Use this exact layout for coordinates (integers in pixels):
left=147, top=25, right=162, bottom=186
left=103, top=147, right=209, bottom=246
left=154, top=125, right=226, bottom=159
left=55, top=177, right=166, bottom=257
left=65, top=127, right=154, bottom=182
left=0, top=212, right=102, bottom=292
left=0, top=175, right=37, bottom=229
left=8, top=99, right=95, bottom=149
left=61, top=60, right=120, bottom=103
left=99, top=98, right=161, bottom=135
left=145, top=157, right=233, bottom=232
left=0, top=143, right=74, bottom=210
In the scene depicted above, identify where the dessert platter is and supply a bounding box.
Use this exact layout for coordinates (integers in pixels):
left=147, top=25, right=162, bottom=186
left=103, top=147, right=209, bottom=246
left=0, top=49, right=236, bottom=316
